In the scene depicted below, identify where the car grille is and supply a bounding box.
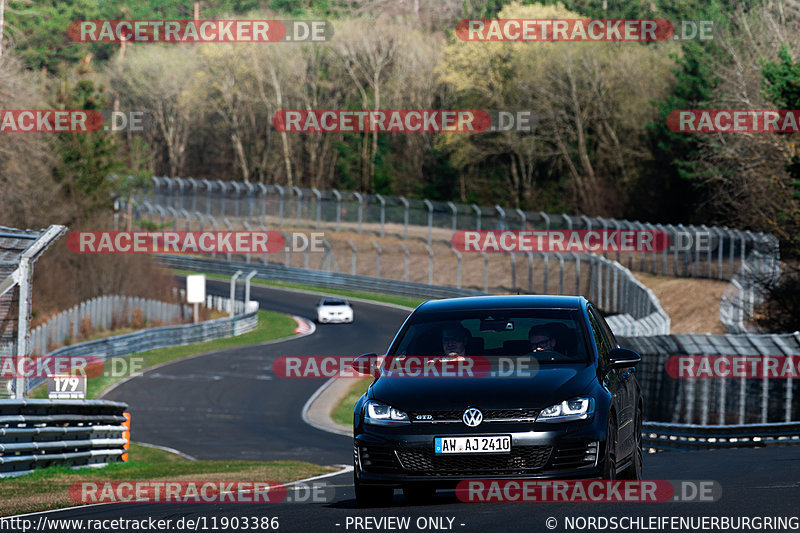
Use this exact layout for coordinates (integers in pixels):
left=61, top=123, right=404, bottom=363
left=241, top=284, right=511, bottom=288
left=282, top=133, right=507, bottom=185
left=550, top=442, right=599, bottom=469
left=408, top=408, right=540, bottom=423
left=395, top=445, right=553, bottom=475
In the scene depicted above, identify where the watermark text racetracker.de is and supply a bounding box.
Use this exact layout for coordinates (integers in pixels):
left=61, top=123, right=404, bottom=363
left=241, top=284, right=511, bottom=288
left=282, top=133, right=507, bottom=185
left=68, top=19, right=333, bottom=43
left=272, top=109, right=537, bottom=133
left=458, top=480, right=721, bottom=502
left=68, top=480, right=334, bottom=504
left=66, top=231, right=325, bottom=254
left=451, top=229, right=721, bottom=254
left=272, top=354, right=542, bottom=379
left=455, top=19, right=713, bottom=42
left=0, top=354, right=143, bottom=380
left=666, top=355, right=800, bottom=379
left=0, top=109, right=150, bottom=133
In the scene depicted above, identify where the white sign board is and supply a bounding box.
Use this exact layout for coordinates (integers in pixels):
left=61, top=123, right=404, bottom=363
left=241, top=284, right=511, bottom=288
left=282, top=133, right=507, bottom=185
left=48, top=374, right=86, bottom=400
left=186, top=275, right=206, bottom=303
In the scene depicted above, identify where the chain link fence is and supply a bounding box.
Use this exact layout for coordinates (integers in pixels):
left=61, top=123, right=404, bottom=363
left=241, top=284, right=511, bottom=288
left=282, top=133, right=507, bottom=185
left=130, top=177, right=780, bottom=281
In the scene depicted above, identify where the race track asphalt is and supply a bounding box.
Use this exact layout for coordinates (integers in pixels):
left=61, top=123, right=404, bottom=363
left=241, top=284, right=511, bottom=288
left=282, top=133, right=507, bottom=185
left=12, top=280, right=800, bottom=532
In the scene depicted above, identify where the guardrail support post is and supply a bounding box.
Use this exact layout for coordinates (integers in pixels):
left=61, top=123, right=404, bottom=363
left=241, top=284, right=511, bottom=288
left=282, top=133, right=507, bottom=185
left=472, top=204, right=481, bottom=232
left=481, top=251, right=489, bottom=292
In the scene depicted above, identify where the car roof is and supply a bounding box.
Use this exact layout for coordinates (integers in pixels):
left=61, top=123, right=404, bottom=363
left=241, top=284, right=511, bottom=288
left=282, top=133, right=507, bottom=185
left=414, top=295, right=586, bottom=314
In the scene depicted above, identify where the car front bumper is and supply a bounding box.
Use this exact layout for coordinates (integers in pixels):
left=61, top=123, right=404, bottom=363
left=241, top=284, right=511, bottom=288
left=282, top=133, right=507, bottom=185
left=354, top=419, right=604, bottom=487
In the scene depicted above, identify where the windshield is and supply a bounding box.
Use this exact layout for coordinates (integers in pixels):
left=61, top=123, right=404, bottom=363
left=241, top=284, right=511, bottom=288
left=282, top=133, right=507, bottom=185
left=387, top=308, right=590, bottom=365
left=321, top=299, right=348, bottom=306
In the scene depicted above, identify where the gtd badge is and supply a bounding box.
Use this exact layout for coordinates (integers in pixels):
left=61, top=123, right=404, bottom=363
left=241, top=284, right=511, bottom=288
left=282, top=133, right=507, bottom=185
left=462, top=408, right=483, bottom=427
left=416, top=414, right=433, bottom=420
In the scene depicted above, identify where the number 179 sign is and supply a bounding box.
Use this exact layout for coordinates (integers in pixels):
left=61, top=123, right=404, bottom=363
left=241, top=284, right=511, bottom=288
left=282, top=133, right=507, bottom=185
left=48, top=374, right=87, bottom=400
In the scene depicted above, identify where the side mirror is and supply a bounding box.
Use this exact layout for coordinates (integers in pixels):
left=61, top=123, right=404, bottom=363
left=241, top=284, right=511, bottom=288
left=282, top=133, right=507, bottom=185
left=608, top=348, right=641, bottom=370
left=352, top=353, right=381, bottom=378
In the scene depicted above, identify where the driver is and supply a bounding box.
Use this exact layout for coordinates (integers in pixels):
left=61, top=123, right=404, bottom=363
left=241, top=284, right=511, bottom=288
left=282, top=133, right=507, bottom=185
left=441, top=325, right=470, bottom=359
left=528, top=324, right=559, bottom=354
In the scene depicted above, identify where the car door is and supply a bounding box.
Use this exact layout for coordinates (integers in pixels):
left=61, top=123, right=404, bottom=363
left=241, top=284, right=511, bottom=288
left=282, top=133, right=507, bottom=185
left=587, top=307, right=628, bottom=459
left=590, top=306, right=635, bottom=459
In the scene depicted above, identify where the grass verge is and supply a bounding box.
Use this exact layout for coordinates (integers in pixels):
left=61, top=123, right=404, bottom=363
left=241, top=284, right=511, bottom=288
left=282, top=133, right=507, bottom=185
left=30, top=309, right=298, bottom=399
left=330, top=377, right=372, bottom=427
left=171, top=269, right=424, bottom=309
left=0, top=442, right=335, bottom=516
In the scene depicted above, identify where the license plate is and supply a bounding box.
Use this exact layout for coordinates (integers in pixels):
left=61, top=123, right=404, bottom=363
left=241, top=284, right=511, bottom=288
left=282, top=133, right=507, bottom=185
left=434, top=436, right=511, bottom=454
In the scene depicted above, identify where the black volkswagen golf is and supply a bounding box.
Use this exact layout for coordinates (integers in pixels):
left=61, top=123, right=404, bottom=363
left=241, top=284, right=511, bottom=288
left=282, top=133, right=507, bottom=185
left=352, top=295, right=643, bottom=507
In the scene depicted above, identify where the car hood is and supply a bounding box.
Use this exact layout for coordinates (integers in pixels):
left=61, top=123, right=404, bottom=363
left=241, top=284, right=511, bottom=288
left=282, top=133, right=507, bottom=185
left=369, top=363, right=597, bottom=411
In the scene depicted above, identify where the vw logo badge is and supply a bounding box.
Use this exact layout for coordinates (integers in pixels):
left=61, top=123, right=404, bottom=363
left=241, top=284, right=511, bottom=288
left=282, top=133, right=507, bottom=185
left=462, top=408, right=483, bottom=427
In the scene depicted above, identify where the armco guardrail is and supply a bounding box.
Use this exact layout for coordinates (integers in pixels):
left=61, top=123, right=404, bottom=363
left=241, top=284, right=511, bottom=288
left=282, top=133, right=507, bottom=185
left=158, top=254, right=669, bottom=336
left=719, top=250, right=781, bottom=334
left=136, top=177, right=779, bottom=281
left=24, top=299, right=258, bottom=394
left=620, top=332, right=800, bottom=426
left=644, top=421, right=800, bottom=451
left=30, top=295, right=191, bottom=357
left=0, top=399, right=129, bottom=477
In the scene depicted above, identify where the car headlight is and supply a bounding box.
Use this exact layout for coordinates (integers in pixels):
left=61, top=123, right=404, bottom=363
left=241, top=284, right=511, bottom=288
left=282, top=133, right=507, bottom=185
left=536, top=397, right=594, bottom=423
left=363, top=400, right=410, bottom=426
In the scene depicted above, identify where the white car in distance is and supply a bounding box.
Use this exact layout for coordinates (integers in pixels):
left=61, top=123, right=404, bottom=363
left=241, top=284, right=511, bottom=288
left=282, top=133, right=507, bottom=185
left=316, top=298, right=354, bottom=324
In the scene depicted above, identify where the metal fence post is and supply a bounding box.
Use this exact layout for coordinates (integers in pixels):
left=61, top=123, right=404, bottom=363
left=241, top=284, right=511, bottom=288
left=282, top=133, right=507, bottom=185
left=425, top=244, right=434, bottom=285
left=399, top=196, right=409, bottom=239
left=510, top=253, right=516, bottom=291
left=215, top=180, right=227, bottom=217
left=495, top=205, right=506, bottom=230
left=332, top=189, right=342, bottom=231
left=453, top=247, right=462, bottom=288
left=372, top=241, right=381, bottom=278
left=448, top=202, right=458, bottom=232
left=257, top=184, right=268, bottom=224
left=229, top=270, right=243, bottom=317
left=292, top=186, right=303, bottom=225
left=244, top=271, right=257, bottom=304
left=481, top=252, right=489, bottom=292
left=353, top=192, right=364, bottom=234
left=472, top=204, right=481, bottom=231
left=376, top=194, right=386, bottom=237
left=516, top=208, right=526, bottom=230
left=400, top=243, right=409, bottom=282
left=275, top=185, right=285, bottom=226
left=424, top=199, right=434, bottom=244
left=311, top=188, right=322, bottom=229
left=348, top=240, right=357, bottom=275
left=527, top=252, right=534, bottom=293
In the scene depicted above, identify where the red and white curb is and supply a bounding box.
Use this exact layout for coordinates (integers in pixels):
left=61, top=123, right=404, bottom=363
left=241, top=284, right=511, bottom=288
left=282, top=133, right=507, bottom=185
left=292, top=316, right=316, bottom=336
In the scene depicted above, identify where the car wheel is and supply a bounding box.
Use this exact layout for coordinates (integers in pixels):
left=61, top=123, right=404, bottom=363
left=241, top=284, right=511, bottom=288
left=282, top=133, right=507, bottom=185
left=600, top=414, right=617, bottom=480
left=402, top=485, right=435, bottom=505
left=619, top=406, right=643, bottom=480
left=354, top=472, right=393, bottom=508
